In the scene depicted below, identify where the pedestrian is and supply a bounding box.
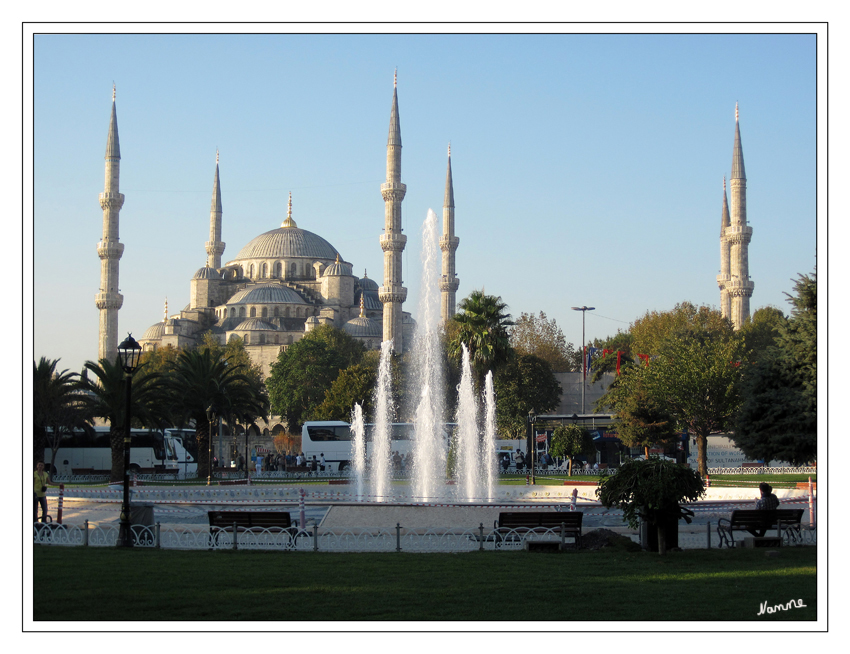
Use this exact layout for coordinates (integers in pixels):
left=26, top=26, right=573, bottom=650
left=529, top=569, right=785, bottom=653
left=320, top=453, right=326, bottom=472
left=236, top=453, right=245, bottom=472
left=33, top=461, right=54, bottom=523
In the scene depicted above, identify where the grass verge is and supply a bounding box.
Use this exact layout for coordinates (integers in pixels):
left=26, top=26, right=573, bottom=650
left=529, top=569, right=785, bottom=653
left=33, top=545, right=816, bottom=622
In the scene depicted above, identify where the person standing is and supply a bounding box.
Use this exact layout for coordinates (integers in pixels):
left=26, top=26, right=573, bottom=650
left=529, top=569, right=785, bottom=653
left=33, top=462, right=54, bottom=523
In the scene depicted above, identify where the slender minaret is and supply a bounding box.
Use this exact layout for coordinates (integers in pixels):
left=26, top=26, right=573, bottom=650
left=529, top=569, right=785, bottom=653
left=379, top=70, right=407, bottom=352
left=440, top=143, right=460, bottom=322
left=726, top=103, right=754, bottom=329
left=96, top=84, right=125, bottom=364
left=205, top=149, right=225, bottom=269
left=717, top=176, right=731, bottom=320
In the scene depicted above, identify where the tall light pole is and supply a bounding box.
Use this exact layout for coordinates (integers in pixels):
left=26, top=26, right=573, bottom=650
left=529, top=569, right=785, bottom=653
left=571, top=306, right=595, bottom=414
left=117, top=334, right=142, bottom=548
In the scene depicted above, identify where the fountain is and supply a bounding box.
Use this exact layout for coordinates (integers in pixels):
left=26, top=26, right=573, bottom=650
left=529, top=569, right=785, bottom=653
left=350, top=403, right=366, bottom=501
left=372, top=340, right=394, bottom=501
left=483, top=370, right=497, bottom=502
left=455, top=343, right=480, bottom=501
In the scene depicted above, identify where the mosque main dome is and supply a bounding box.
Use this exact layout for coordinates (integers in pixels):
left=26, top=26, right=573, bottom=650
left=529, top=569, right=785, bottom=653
left=233, top=226, right=339, bottom=261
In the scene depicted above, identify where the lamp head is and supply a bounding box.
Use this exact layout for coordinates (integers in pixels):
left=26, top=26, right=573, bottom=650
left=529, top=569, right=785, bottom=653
left=117, top=334, right=142, bottom=374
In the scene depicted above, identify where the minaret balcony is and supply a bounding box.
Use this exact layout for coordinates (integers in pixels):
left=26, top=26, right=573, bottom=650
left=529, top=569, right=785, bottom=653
left=439, top=236, right=459, bottom=251
left=380, top=182, right=407, bottom=202
left=378, top=285, right=408, bottom=304
left=380, top=233, right=407, bottom=251
left=95, top=291, right=124, bottom=310
left=98, top=192, right=125, bottom=211
left=96, top=240, right=124, bottom=260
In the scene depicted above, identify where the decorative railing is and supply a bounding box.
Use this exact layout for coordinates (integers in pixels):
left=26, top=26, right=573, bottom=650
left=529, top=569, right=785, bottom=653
left=33, top=521, right=815, bottom=553
left=707, top=467, right=817, bottom=475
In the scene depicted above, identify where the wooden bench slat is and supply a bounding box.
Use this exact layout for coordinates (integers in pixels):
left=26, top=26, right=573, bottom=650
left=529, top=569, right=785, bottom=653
left=717, top=508, right=804, bottom=548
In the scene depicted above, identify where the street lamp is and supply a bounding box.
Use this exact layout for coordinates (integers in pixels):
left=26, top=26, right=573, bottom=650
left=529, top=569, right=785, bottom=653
left=117, top=333, right=142, bottom=548
left=527, top=408, right=536, bottom=485
left=571, top=306, right=595, bottom=414
left=206, top=404, right=215, bottom=486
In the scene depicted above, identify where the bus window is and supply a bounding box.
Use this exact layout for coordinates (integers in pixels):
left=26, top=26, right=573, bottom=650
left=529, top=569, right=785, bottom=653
left=306, top=426, right=352, bottom=442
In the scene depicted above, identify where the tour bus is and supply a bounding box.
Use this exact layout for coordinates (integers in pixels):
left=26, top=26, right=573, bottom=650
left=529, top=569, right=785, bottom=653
left=301, top=421, right=519, bottom=473
left=163, top=428, right=198, bottom=478
left=44, top=427, right=179, bottom=476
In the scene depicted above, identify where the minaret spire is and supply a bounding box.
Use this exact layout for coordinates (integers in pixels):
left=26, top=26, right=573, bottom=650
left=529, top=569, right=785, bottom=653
left=205, top=150, right=225, bottom=268
left=379, top=70, right=408, bottom=353
left=440, top=142, right=460, bottom=322
left=96, top=85, right=125, bottom=364
left=725, top=105, right=754, bottom=329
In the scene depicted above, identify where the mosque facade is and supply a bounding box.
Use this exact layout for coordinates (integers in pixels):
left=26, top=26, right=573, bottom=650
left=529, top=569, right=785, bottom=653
left=117, top=75, right=458, bottom=382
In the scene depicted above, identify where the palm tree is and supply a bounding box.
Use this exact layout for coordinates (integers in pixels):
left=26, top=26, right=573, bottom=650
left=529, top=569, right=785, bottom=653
left=448, top=290, right=515, bottom=389
left=164, top=349, right=269, bottom=480
left=33, top=357, right=88, bottom=471
left=77, top=358, right=164, bottom=482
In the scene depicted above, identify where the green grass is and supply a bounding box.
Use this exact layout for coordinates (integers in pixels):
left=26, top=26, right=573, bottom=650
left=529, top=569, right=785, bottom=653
left=33, top=545, right=816, bottom=622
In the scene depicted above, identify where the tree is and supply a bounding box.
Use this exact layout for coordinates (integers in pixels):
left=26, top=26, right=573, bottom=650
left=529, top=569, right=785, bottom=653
left=310, top=363, right=377, bottom=421
left=448, top=290, right=514, bottom=389
left=644, top=329, right=745, bottom=477
left=76, top=357, right=165, bottom=482
left=737, top=306, right=787, bottom=360
left=549, top=424, right=596, bottom=475
left=267, top=326, right=365, bottom=431
left=510, top=311, right=577, bottom=372
left=596, top=457, right=705, bottom=555
left=595, top=364, right=679, bottom=456
left=588, top=331, right=635, bottom=381
left=33, top=358, right=88, bottom=471
left=732, top=272, right=816, bottom=464
left=165, top=348, right=269, bottom=480
left=630, top=301, right=732, bottom=356
left=493, top=354, right=561, bottom=439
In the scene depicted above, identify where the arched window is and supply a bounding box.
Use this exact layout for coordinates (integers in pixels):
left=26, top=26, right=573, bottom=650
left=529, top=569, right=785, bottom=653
left=273, top=307, right=279, bottom=317
left=274, top=262, right=282, bottom=278
left=239, top=307, right=245, bottom=318
left=248, top=264, right=254, bottom=278
left=244, top=333, right=249, bottom=345
left=250, top=307, right=256, bottom=317
left=258, top=333, right=265, bottom=345
left=261, top=263, right=267, bottom=278
left=285, top=307, right=290, bottom=318
left=290, top=262, right=297, bottom=277
left=262, top=307, right=268, bottom=318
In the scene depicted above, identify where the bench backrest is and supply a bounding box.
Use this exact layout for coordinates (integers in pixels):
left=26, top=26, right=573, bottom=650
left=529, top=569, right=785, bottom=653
left=498, top=512, right=582, bottom=529
left=208, top=511, right=292, bottom=528
left=729, top=508, right=803, bottom=529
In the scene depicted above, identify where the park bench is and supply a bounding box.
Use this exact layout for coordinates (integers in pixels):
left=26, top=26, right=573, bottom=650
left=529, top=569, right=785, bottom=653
left=494, top=511, right=583, bottom=549
left=208, top=510, right=299, bottom=548
left=741, top=462, right=765, bottom=470
left=717, top=508, right=804, bottom=548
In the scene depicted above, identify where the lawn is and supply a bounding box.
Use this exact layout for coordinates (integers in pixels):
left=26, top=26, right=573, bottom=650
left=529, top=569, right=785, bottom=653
left=33, top=545, right=816, bottom=623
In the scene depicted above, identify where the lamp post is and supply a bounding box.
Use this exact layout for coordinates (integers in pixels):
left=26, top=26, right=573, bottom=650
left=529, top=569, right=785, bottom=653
left=527, top=408, right=536, bottom=485
left=117, top=333, right=142, bottom=548
left=571, top=306, right=595, bottom=414
left=206, top=404, right=214, bottom=486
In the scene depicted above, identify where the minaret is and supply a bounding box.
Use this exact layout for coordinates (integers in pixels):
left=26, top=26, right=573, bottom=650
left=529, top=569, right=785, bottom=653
left=96, top=84, right=125, bottom=364
left=205, top=149, right=225, bottom=269
left=726, top=103, right=754, bottom=329
left=379, top=70, right=408, bottom=352
left=440, top=143, right=460, bottom=322
left=717, top=177, right=731, bottom=320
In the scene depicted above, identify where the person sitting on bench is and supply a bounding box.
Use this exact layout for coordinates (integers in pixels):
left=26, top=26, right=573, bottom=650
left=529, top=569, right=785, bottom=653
left=750, top=482, right=780, bottom=537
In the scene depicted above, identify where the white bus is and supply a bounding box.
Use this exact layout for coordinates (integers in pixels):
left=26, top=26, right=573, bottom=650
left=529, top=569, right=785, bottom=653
left=162, top=428, right=198, bottom=478
left=44, top=427, right=179, bottom=476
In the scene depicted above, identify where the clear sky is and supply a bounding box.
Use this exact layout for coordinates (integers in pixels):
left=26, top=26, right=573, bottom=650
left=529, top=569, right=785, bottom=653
left=30, top=30, right=819, bottom=374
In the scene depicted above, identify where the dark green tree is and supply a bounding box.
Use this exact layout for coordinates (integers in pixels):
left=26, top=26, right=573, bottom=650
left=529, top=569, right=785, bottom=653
left=33, top=358, right=89, bottom=471
left=165, top=348, right=269, bottom=480
left=595, top=365, right=679, bottom=456
left=310, top=363, right=377, bottom=422
left=267, top=325, right=365, bottom=431
left=77, top=357, right=165, bottom=482
left=737, top=306, right=787, bottom=360
left=448, top=290, right=514, bottom=389
left=493, top=354, right=561, bottom=439
left=549, top=424, right=596, bottom=475
left=732, top=272, right=816, bottom=464
left=596, top=457, right=705, bottom=555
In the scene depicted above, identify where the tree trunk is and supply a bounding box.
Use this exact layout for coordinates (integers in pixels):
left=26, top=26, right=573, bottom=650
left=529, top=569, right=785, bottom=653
left=696, top=432, right=708, bottom=477
left=196, top=424, right=210, bottom=482
left=110, top=429, right=124, bottom=483
left=568, top=457, right=572, bottom=476
left=657, top=524, right=667, bottom=555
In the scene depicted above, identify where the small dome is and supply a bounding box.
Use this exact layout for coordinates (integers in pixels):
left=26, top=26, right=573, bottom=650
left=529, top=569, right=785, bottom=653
left=343, top=316, right=382, bottom=339
left=232, top=318, right=278, bottom=332
left=358, top=274, right=379, bottom=292
left=142, top=322, right=165, bottom=341
left=322, top=260, right=353, bottom=277
left=193, top=266, right=221, bottom=280
left=228, top=283, right=307, bottom=305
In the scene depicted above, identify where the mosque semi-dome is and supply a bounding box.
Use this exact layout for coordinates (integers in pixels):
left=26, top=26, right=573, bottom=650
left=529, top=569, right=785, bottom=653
left=232, top=318, right=278, bottom=332
left=227, top=283, right=307, bottom=305
left=233, top=227, right=339, bottom=261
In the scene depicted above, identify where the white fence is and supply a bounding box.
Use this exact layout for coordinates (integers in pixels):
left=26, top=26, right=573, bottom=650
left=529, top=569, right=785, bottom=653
left=33, top=520, right=816, bottom=553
